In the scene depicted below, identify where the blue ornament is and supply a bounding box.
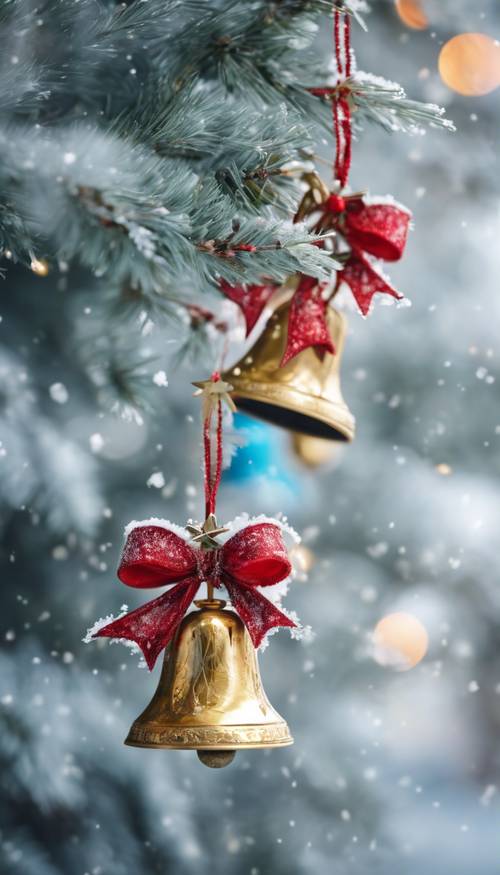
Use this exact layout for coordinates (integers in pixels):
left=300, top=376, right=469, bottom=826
left=226, top=413, right=278, bottom=483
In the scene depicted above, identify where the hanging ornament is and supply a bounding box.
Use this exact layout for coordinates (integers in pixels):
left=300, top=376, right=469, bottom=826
left=221, top=7, right=411, bottom=445
left=125, top=596, right=293, bottom=768
left=226, top=412, right=275, bottom=483
left=225, top=412, right=295, bottom=491
left=222, top=295, right=355, bottom=442
left=86, top=374, right=300, bottom=767
left=292, top=8, right=411, bottom=321
left=438, top=34, right=500, bottom=97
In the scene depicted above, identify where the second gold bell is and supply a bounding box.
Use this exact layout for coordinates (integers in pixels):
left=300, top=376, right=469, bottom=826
left=222, top=297, right=355, bottom=443
left=126, top=599, right=292, bottom=768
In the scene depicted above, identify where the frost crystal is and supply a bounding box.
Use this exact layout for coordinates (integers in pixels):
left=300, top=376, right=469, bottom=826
left=89, top=433, right=104, bottom=453
left=146, top=471, right=165, bottom=489
left=153, top=370, right=169, bottom=387
left=49, top=382, right=69, bottom=404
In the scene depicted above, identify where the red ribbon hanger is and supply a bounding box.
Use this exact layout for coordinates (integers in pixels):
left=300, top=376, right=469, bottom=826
left=310, top=5, right=353, bottom=189
left=219, top=5, right=411, bottom=362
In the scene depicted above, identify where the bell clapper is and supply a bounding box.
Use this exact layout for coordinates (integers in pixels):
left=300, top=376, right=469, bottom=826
left=197, top=750, right=236, bottom=769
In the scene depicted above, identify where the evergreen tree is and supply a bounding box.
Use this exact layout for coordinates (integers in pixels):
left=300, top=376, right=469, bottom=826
left=1, top=2, right=499, bottom=874
left=0, top=0, right=450, bottom=535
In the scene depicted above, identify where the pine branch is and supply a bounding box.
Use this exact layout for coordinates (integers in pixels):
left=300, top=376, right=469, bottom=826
left=0, top=344, right=103, bottom=534
left=0, top=0, right=453, bottom=441
left=308, top=73, right=456, bottom=135
left=0, top=201, right=34, bottom=264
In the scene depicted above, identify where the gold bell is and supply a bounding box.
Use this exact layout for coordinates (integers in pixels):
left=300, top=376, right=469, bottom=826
left=222, top=300, right=355, bottom=442
left=125, top=599, right=293, bottom=768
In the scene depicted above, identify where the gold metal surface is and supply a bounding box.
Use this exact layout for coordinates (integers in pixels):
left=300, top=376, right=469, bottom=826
left=222, top=300, right=355, bottom=442
left=291, top=432, right=342, bottom=468
left=125, top=600, right=292, bottom=753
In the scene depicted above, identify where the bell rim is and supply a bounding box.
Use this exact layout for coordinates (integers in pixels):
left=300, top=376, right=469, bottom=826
left=124, top=739, right=294, bottom=750
left=124, top=720, right=293, bottom=750
left=228, top=382, right=356, bottom=442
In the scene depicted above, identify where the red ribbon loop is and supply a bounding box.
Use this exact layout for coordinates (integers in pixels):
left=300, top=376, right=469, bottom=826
left=117, top=526, right=197, bottom=589
left=94, top=523, right=295, bottom=669
left=344, top=199, right=410, bottom=262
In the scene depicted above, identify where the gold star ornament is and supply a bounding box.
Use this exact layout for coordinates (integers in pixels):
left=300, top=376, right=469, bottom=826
left=192, top=377, right=237, bottom=420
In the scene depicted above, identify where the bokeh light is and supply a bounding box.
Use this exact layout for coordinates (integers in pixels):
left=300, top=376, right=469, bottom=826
left=395, top=0, right=429, bottom=31
left=290, top=543, right=315, bottom=577
left=372, top=612, right=429, bottom=671
left=439, top=33, right=500, bottom=96
left=30, top=257, right=49, bottom=276
left=435, top=462, right=453, bottom=476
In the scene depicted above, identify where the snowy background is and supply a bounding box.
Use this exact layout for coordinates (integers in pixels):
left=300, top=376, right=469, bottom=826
left=2, top=2, right=500, bottom=874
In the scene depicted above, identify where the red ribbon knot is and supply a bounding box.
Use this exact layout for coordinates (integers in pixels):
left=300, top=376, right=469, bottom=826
left=325, top=193, right=347, bottom=214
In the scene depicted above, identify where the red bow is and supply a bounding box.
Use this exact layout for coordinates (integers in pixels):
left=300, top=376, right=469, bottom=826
left=93, top=522, right=295, bottom=669
left=221, top=199, right=410, bottom=366
left=330, top=196, right=411, bottom=316
left=279, top=197, right=411, bottom=364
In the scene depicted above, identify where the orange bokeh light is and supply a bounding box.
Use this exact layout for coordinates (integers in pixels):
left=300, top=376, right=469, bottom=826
left=439, top=33, right=500, bottom=96
left=395, top=0, right=429, bottom=31
left=290, top=544, right=315, bottom=575
left=372, top=612, right=429, bottom=671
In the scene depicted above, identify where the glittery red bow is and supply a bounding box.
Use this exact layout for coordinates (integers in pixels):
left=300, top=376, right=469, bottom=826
left=280, top=197, right=411, bottom=364
left=327, top=195, right=412, bottom=316
left=93, top=522, right=295, bottom=669
left=220, top=198, right=410, bottom=366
